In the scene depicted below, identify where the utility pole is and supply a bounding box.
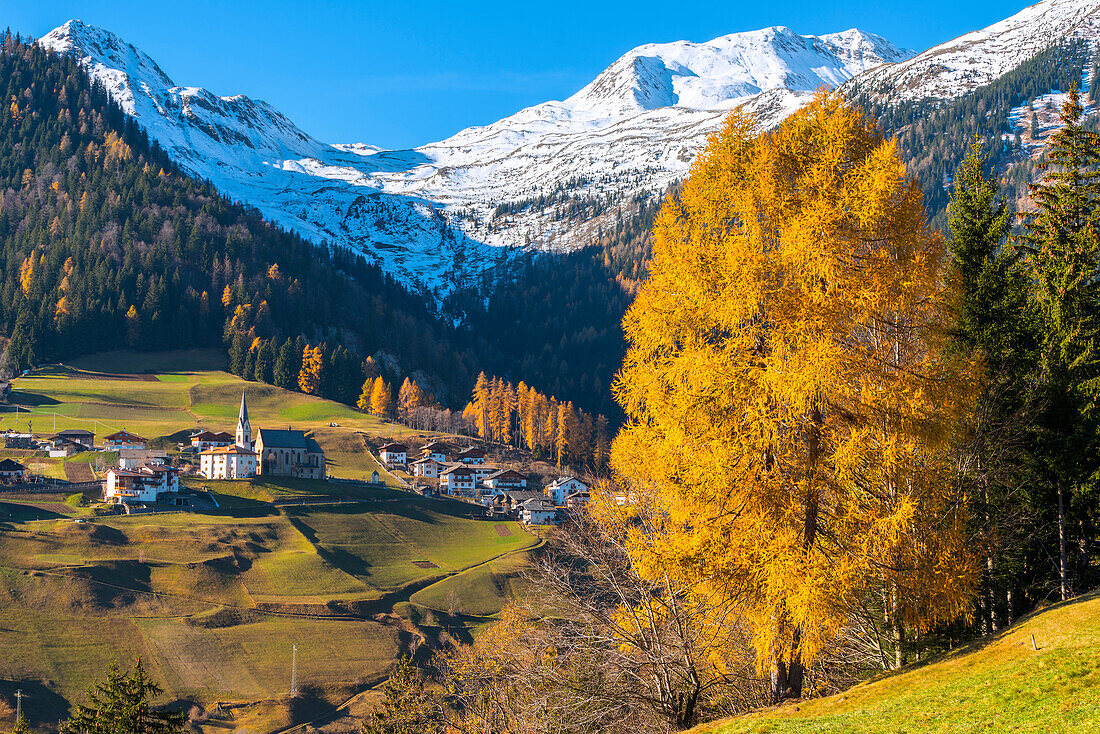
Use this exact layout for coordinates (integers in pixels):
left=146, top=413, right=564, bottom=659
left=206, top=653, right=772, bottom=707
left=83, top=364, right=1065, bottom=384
left=290, top=643, right=298, bottom=697
left=15, top=689, right=21, bottom=722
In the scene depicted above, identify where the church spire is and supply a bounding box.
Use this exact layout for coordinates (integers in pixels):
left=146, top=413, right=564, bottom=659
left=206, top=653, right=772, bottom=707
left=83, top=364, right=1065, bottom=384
left=236, top=391, right=251, bottom=446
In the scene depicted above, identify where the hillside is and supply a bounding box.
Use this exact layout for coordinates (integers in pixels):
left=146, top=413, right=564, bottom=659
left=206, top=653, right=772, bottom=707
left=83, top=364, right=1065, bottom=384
left=0, top=351, right=539, bottom=730
left=0, top=34, right=474, bottom=406
left=692, top=595, right=1100, bottom=733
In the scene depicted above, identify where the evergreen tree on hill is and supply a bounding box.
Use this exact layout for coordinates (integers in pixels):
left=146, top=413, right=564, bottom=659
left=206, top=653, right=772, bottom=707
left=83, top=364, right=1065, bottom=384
left=1020, top=86, right=1100, bottom=600
left=61, top=659, right=186, bottom=734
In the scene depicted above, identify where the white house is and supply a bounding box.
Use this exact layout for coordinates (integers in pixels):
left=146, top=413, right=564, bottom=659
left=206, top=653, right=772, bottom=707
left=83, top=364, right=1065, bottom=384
left=440, top=464, right=477, bottom=495
left=545, top=476, right=589, bottom=506
left=420, top=441, right=450, bottom=462
left=378, top=442, right=408, bottom=465
left=410, top=457, right=442, bottom=478
left=472, top=464, right=498, bottom=483
left=455, top=447, right=486, bottom=465
left=104, top=464, right=180, bottom=504
left=519, top=498, right=558, bottom=525
left=200, top=445, right=258, bottom=479
left=103, top=430, right=147, bottom=451
left=485, top=469, right=526, bottom=492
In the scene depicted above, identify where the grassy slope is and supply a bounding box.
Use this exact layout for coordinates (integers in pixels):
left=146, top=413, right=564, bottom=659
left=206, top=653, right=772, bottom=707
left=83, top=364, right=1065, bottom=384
left=0, top=351, right=538, bottom=726
left=695, top=595, right=1100, bottom=734
left=2, top=348, right=425, bottom=484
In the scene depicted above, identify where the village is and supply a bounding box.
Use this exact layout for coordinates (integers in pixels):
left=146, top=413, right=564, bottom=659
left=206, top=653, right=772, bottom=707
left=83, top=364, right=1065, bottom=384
left=0, top=390, right=592, bottom=526
left=377, top=438, right=591, bottom=525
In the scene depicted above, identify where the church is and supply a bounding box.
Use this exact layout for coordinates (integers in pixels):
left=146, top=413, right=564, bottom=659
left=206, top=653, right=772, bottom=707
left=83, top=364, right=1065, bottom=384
left=199, top=393, right=326, bottom=480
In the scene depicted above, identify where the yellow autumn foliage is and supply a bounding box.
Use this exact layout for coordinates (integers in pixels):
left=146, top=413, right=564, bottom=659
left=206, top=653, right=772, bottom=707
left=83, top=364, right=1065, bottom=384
left=609, top=93, right=980, bottom=680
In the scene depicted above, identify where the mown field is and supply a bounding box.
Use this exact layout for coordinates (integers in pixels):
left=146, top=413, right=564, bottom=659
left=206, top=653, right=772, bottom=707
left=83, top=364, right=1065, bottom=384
left=0, top=351, right=538, bottom=730
left=693, top=594, right=1100, bottom=734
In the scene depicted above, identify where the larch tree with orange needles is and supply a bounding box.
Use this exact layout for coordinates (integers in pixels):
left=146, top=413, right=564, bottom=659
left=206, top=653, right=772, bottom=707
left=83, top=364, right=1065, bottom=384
left=610, top=93, right=979, bottom=702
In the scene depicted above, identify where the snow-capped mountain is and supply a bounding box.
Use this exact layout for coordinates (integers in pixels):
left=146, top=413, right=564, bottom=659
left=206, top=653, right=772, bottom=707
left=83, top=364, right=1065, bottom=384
left=38, top=21, right=910, bottom=293
left=850, top=0, right=1100, bottom=101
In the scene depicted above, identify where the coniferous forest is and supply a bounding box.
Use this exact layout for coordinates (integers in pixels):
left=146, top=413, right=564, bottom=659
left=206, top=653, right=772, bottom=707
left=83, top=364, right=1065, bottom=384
left=0, top=33, right=473, bottom=401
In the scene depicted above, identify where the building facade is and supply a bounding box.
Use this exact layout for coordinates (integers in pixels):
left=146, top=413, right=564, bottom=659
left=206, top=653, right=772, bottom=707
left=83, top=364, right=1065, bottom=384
left=254, top=428, right=325, bottom=480
left=200, top=445, right=258, bottom=479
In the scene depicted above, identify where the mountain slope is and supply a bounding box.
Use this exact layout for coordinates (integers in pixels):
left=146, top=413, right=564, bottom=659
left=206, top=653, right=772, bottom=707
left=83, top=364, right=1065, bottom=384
left=850, top=0, right=1100, bottom=101
left=38, top=21, right=911, bottom=293
left=693, top=594, right=1100, bottom=733
left=0, top=32, right=471, bottom=402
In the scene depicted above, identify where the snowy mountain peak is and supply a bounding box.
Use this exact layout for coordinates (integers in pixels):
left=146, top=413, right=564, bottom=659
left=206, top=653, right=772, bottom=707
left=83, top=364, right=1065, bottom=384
left=36, top=19, right=915, bottom=296
left=851, top=0, right=1100, bottom=101
left=40, top=20, right=320, bottom=161
left=564, top=26, right=914, bottom=116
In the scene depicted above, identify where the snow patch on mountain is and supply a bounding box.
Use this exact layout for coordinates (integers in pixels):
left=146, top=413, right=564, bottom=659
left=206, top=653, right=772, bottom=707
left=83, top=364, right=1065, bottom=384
left=850, top=0, right=1100, bottom=101
left=39, top=20, right=911, bottom=293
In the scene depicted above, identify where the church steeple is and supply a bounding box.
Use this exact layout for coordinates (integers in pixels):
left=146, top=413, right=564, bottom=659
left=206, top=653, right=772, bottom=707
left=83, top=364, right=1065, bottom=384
left=236, top=392, right=251, bottom=447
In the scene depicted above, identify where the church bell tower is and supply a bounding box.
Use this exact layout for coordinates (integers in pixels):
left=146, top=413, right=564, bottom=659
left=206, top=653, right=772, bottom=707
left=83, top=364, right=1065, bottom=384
left=236, top=392, right=251, bottom=447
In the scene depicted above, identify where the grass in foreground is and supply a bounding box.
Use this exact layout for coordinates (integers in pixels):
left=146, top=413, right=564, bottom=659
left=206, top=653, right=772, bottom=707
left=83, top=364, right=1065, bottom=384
left=695, top=594, right=1100, bottom=734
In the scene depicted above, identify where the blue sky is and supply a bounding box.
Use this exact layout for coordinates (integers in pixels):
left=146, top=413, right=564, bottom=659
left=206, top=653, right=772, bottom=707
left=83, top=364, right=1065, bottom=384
left=11, top=0, right=1029, bottom=149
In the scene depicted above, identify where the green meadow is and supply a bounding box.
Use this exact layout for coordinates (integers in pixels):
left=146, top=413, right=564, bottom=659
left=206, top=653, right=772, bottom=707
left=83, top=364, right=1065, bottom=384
left=0, top=351, right=538, bottom=729
left=694, top=594, right=1100, bottom=734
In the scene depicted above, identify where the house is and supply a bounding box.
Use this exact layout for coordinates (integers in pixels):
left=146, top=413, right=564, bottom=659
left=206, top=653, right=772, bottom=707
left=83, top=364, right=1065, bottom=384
left=47, top=435, right=86, bottom=457
left=410, top=456, right=442, bottom=478
left=485, top=469, right=527, bottom=493
left=3, top=432, right=34, bottom=450
left=565, top=490, right=591, bottom=510
left=455, top=447, right=486, bottom=465
left=518, top=498, right=558, bottom=525
left=189, top=430, right=235, bottom=451
left=471, top=464, right=498, bottom=483
left=440, top=464, right=477, bottom=495
left=103, top=463, right=180, bottom=504
left=420, top=441, right=449, bottom=462
left=118, top=448, right=168, bottom=470
left=494, top=490, right=543, bottom=514
left=200, top=445, right=258, bottom=479
left=545, top=476, right=589, bottom=506
left=378, top=442, right=408, bottom=465
left=253, top=428, right=325, bottom=480
left=53, top=429, right=95, bottom=449
left=104, top=430, right=147, bottom=451
left=0, top=458, right=27, bottom=482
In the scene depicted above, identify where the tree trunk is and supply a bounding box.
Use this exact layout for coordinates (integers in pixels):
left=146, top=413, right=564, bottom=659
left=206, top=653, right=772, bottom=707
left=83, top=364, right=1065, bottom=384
left=981, top=475, right=998, bottom=634
left=1007, top=586, right=1015, bottom=626
left=1058, top=480, right=1068, bottom=601
left=771, top=659, right=788, bottom=705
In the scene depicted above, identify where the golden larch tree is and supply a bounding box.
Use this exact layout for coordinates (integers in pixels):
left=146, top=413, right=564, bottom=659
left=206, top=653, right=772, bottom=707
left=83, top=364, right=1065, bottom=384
left=370, top=376, right=394, bottom=418
left=356, top=378, right=372, bottom=413
left=297, top=346, right=323, bottom=395
left=610, top=93, right=979, bottom=700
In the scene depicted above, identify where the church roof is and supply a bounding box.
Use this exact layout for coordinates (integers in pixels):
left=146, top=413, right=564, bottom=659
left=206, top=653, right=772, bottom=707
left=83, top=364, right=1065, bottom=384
left=238, top=392, right=250, bottom=427
left=255, top=428, right=307, bottom=449
left=255, top=429, right=322, bottom=455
